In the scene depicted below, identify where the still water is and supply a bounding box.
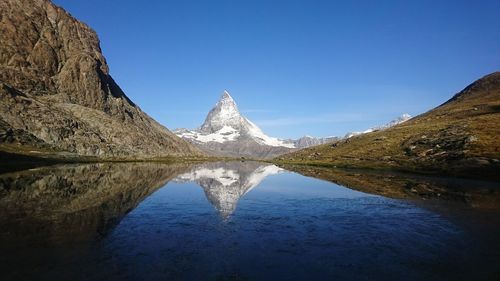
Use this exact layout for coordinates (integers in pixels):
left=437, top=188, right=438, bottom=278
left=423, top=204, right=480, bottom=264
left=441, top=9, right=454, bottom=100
left=0, top=161, right=499, bottom=281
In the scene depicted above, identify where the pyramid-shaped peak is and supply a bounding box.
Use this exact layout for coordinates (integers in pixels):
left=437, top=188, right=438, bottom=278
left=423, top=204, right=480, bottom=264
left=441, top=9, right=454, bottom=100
left=215, top=90, right=237, bottom=109
left=199, top=90, right=241, bottom=133
left=220, top=90, right=234, bottom=101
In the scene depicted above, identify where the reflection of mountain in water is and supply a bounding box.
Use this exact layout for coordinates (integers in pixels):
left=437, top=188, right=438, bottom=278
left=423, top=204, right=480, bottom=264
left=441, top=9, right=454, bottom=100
left=175, top=161, right=284, bottom=218
left=0, top=163, right=189, bottom=244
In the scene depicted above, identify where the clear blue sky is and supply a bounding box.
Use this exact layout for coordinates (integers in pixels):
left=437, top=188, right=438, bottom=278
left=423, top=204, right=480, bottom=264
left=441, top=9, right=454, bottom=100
left=53, top=0, right=499, bottom=138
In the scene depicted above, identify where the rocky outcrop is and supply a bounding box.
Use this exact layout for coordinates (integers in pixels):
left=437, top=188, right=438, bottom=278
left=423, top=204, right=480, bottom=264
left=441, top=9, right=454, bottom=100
left=0, top=0, right=200, bottom=157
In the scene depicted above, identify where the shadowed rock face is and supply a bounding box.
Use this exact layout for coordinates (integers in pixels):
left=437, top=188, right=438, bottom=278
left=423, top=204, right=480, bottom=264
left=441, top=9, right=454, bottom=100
left=0, top=162, right=190, bottom=243
left=0, top=0, right=200, bottom=157
left=174, top=161, right=284, bottom=218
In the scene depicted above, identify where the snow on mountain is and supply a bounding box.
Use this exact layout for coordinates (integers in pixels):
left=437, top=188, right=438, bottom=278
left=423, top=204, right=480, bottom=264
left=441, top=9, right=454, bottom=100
left=174, top=90, right=295, bottom=150
left=374, top=113, right=412, bottom=130
left=244, top=118, right=295, bottom=148
left=174, top=90, right=411, bottom=157
left=177, top=125, right=240, bottom=143
left=344, top=114, right=412, bottom=139
left=291, top=135, right=339, bottom=148
left=198, top=91, right=243, bottom=134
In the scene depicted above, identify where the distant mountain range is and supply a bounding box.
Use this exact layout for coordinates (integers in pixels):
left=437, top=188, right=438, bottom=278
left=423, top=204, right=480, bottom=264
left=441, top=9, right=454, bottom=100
left=175, top=90, right=410, bottom=158
left=277, top=72, right=500, bottom=179
left=344, top=114, right=412, bottom=138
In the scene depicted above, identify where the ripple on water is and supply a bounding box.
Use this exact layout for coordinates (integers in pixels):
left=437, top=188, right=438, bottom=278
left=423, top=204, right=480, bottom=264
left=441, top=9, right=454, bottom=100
left=0, top=162, right=498, bottom=281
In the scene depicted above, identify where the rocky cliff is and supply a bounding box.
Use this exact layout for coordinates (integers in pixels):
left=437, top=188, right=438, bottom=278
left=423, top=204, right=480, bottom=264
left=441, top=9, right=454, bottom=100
left=0, top=0, right=200, bottom=158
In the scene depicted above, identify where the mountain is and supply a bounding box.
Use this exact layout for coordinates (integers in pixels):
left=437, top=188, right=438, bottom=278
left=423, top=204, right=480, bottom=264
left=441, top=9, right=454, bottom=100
left=174, top=161, right=284, bottom=218
left=0, top=0, right=200, bottom=158
left=376, top=113, right=412, bottom=130
left=175, top=91, right=296, bottom=158
left=288, top=114, right=412, bottom=147
left=175, top=91, right=410, bottom=158
left=291, top=135, right=339, bottom=148
left=276, top=72, right=500, bottom=179
left=344, top=113, right=412, bottom=138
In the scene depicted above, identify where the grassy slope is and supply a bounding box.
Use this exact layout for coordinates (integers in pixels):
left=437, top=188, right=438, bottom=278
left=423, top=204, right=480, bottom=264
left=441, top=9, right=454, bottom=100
left=275, top=72, right=500, bottom=179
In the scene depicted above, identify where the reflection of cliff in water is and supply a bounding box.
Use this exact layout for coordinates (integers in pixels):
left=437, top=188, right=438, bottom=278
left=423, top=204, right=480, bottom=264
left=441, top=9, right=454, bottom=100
left=279, top=164, right=500, bottom=209
left=174, top=161, right=284, bottom=218
left=0, top=163, right=190, bottom=244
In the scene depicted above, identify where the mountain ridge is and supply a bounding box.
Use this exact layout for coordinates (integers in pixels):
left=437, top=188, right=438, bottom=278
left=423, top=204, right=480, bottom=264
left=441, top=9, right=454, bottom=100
left=175, top=90, right=413, bottom=158
left=175, top=91, right=296, bottom=159
left=344, top=113, right=412, bottom=138
left=275, top=72, right=500, bottom=179
left=0, top=0, right=201, bottom=158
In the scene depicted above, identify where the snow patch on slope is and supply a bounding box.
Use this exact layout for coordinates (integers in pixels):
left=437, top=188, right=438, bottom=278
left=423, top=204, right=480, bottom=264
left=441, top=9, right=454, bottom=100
left=177, top=125, right=240, bottom=143
left=245, top=118, right=295, bottom=148
left=344, top=113, right=412, bottom=138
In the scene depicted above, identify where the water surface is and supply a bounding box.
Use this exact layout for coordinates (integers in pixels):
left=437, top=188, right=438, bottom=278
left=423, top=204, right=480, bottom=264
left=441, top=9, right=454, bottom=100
left=0, top=161, right=499, bottom=281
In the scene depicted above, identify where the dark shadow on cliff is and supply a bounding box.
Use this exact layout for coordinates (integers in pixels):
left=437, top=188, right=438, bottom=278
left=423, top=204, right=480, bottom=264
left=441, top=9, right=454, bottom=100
left=0, top=151, right=64, bottom=173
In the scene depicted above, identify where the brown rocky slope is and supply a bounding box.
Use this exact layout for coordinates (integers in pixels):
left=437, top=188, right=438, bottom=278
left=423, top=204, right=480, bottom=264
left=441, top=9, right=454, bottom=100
left=276, top=72, right=500, bottom=179
left=0, top=0, right=200, bottom=158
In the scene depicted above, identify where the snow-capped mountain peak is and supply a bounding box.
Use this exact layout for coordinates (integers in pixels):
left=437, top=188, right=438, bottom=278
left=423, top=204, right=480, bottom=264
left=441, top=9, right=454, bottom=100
left=175, top=90, right=295, bottom=153
left=199, top=90, right=241, bottom=134
left=173, top=90, right=412, bottom=158
left=374, top=113, right=412, bottom=130
left=344, top=113, right=412, bottom=138
left=215, top=90, right=238, bottom=112
left=221, top=90, right=234, bottom=102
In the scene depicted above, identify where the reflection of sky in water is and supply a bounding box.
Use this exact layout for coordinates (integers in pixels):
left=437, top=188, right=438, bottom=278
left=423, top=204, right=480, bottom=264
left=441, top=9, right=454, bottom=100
left=144, top=171, right=373, bottom=220
left=169, top=163, right=374, bottom=219
left=253, top=172, right=375, bottom=199
left=95, top=169, right=496, bottom=281
left=0, top=162, right=499, bottom=281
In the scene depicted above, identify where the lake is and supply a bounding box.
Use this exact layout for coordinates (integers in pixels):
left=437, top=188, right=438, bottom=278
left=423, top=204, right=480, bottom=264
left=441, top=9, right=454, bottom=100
left=0, top=161, right=499, bottom=281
